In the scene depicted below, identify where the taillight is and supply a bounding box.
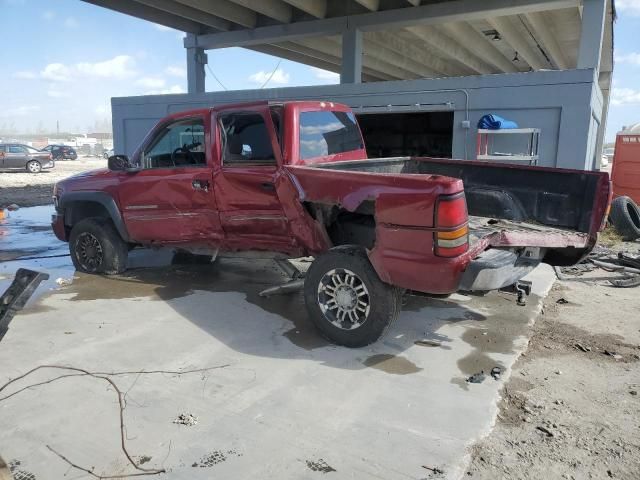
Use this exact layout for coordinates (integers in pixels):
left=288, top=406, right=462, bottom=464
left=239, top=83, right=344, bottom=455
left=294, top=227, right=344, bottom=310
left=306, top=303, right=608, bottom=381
left=434, top=193, right=469, bottom=257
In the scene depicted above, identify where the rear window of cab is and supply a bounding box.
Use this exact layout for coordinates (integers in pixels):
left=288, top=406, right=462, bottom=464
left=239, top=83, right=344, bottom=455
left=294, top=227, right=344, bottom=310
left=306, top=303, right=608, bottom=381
left=299, top=111, right=363, bottom=160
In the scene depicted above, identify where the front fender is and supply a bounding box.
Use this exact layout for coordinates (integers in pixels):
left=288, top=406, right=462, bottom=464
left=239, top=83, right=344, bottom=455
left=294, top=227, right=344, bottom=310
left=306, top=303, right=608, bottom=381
left=58, top=191, right=130, bottom=242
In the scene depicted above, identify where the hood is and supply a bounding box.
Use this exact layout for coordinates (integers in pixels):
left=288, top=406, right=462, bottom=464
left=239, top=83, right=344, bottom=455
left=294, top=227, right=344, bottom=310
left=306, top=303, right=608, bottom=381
left=54, top=168, right=120, bottom=196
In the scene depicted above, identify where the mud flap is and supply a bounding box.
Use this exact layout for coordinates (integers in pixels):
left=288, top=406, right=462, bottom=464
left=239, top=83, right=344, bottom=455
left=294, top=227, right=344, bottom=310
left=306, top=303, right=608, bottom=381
left=0, top=268, right=49, bottom=342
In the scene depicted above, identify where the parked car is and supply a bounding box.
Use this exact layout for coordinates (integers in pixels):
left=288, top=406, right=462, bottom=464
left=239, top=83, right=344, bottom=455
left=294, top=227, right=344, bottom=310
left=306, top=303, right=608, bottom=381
left=0, top=143, right=54, bottom=173
left=41, top=144, right=78, bottom=160
left=52, top=101, right=611, bottom=347
left=103, top=148, right=114, bottom=159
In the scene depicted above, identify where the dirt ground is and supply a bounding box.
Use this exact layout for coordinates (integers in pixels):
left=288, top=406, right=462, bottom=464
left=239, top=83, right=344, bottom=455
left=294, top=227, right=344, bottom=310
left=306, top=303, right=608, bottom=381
left=466, top=246, right=640, bottom=480
left=0, top=157, right=105, bottom=208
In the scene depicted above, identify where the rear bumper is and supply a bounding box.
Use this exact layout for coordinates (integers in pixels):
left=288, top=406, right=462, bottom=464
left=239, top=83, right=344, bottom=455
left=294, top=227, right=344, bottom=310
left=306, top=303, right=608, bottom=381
left=42, top=160, right=55, bottom=169
left=458, top=249, right=539, bottom=291
left=51, top=213, right=67, bottom=241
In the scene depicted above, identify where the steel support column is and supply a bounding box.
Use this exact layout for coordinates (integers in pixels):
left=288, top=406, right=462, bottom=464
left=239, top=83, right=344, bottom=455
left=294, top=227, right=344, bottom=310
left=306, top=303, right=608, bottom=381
left=186, top=33, right=207, bottom=93
left=341, top=28, right=362, bottom=83
left=577, top=0, right=606, bottom=72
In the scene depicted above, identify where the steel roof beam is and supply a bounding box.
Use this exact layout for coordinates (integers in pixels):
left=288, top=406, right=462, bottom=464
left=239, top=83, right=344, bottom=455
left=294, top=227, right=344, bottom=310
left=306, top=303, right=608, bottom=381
left=281, top=0, right=327, bottom=18
left=404, top=25, right=497, bottom=74
left=174, top=0, right=257, bottom=28
left=524, top=12, right=569, bottom=69
left=186, top=0, right=579, bottom=50
left=132, top=0, right=231, bottom=31
left=487, top=16, right=548, bottom=70
left=440, top=22, right=518, bottom=73
left=228, top=0, right=293, bottom=24
left=83, top=0, right=208, bottom=33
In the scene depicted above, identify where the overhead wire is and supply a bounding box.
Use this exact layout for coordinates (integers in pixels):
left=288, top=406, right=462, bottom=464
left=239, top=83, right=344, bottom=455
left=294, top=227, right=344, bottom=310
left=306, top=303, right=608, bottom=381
left=259, top=58, right=283, bottom=89
left=206, top=63, right=228, bottom=91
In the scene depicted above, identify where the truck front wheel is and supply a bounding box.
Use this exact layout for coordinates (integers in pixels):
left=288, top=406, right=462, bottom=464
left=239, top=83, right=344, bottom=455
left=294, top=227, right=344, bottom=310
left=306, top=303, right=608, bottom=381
left=69, top=218, right=128, bottom=274
left=304, top=246, right=401, bottom=348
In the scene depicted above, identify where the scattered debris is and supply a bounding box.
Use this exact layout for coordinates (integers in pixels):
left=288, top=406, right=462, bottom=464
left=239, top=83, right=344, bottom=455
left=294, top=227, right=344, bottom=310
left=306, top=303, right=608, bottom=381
left=574, top=343, right=591, bottom=352
left=536, top=425, right=554, bottom=437
left=556, top=298, right=569, bottom=304
left=305, top=459, right=336, bottom=473
left=55, top=277, right=73, bottom=287
left=414, top=339, right=442, bottom=347
left=629, top=390, right=638, bottom=396
left=555, top=249, right=640, bottom=288
left=173, top=413, right=198, bottom=426
left=490, top=366, right=503, bottom=380
left=555, top=370, right=562, bottom=375
left=604, top=350, right=623, bottom=361
left=467, top=371, right=486, bottom=384
left=422, top=465, right=445, bottom=475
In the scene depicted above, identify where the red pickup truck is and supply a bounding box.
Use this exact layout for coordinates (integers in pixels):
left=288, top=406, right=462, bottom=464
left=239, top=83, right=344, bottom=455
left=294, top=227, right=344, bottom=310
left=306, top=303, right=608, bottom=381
left=52, top=101, right=610, bottom=347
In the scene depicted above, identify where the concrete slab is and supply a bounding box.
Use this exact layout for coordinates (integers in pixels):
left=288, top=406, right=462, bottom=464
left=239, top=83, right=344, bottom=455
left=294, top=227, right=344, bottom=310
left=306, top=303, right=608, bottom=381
left=0, top=207, right=555, bottom=480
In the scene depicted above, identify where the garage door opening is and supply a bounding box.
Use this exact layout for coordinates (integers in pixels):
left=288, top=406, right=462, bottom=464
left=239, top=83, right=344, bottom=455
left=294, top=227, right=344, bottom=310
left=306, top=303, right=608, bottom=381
left=356, top=111, right=454, bottom=159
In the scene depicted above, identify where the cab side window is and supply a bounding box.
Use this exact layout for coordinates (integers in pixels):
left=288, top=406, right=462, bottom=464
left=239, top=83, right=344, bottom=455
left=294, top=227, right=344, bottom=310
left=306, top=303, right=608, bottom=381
left=220, top=112, right=276, bottom=166
left=8, top=146, right=27, bottom=154
left=142, top=118, right=206, bottom=169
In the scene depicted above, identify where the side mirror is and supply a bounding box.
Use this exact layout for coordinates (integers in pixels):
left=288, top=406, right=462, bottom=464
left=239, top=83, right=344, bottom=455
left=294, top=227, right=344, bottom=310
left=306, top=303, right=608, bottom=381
left=108, top=155, right=130, bottom=171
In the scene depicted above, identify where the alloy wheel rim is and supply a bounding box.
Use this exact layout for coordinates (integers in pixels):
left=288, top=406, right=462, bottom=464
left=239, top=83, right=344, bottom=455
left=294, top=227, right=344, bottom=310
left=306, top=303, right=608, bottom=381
left=28, top=162, right=39, bottom=172
left=317, top=268, right=371, bottom=330
left=76, top=232, right=104, bottom=272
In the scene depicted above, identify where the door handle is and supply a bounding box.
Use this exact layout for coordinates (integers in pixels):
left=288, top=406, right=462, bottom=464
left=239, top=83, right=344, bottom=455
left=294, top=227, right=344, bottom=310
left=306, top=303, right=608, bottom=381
left=260, top=182, right=275, bottom=191
left=192, top=179, right=210, bottom=192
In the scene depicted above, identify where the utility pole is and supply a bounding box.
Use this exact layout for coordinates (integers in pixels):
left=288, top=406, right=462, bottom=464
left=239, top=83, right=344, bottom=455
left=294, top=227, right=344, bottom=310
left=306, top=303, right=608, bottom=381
left=56, top=120, right=60, bottom=136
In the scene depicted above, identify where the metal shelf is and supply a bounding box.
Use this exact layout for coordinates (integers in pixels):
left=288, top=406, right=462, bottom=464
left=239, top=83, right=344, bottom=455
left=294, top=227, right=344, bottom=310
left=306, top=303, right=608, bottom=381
left=476, top=128, right=540, bottom=165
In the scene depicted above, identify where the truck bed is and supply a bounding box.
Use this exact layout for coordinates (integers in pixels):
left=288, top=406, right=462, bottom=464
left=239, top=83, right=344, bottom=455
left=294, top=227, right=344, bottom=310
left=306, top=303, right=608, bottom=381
left=309, top=156, right=610, bottom=264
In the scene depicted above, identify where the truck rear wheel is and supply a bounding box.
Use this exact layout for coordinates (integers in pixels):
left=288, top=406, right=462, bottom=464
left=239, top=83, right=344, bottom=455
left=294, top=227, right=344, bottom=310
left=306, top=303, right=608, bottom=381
left=304, top=246, right=401, bottom=348
left=69, top=217, right=128, bottom=274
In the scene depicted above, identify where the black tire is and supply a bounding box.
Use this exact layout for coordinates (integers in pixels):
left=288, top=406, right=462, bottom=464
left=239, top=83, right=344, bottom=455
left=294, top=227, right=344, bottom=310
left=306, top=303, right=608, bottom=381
left=304, top=246, right=401, bottom=348
left=26, top=160, right=41, bottom=173
left=69, top=217, right=128, bottom=274
left=609, top=196, right=640, bottom=241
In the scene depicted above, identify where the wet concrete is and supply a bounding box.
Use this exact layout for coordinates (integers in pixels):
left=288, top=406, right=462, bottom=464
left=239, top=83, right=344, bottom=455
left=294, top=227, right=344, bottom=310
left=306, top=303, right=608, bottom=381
left=0, top=207, right=556, bottom=480
left=363, top=353, right=423, bottom=374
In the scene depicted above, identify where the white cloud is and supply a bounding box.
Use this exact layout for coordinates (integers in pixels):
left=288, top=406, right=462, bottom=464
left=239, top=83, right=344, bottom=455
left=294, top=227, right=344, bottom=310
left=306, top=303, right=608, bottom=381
left=13, top=70, right=37, bottom=79
left=64, top=17, right=79, bottom=28
left=165, top=65, right=186, bottom=78
left=310, top=67, right=339, bottom=83
left=145, top=85, right=185, bottom=95
left=300, top=122, right=343, bottom=135
left=76, top=55, right=136, bottom=79
left=249, top=68, right=290, bottom=86
left=3, top=106, right=40, bottom=117
left=154, top=24, right=174, bottom=32
left=42, top=10, right=55, bottom=20
left=611, top=87, right=640, bottom=106
left=41, top=63, right=72, bottom=82
left=616, top=0, right=640, bottom=15
left=136, top=77, right=166, bottom=88
left=615, top=52, right=640, bottom=65
left=47, top=88, right=71, bottom=98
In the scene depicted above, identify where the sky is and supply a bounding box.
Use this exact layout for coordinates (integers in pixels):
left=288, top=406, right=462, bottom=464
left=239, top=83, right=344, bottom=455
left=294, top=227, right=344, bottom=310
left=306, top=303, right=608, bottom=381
left=0, top=0, right=639, bottom=141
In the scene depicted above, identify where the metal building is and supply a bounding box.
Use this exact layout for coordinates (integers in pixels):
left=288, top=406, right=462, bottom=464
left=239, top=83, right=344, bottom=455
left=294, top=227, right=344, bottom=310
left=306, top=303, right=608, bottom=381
left=85, top=0, right=615, bottom=170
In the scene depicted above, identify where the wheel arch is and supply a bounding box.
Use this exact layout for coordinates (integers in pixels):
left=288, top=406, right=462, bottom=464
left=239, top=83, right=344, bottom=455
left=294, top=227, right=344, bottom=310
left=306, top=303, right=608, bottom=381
left=304, top=200, right=376, bottom=250
left=59, top=192, right=130, bottom=242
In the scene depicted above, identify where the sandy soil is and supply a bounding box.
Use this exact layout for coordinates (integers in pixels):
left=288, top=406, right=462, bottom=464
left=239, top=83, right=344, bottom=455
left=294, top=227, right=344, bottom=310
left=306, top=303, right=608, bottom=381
left=0, top=157, right=105, bottom=208
left=466, top=248, right=640, bottom=480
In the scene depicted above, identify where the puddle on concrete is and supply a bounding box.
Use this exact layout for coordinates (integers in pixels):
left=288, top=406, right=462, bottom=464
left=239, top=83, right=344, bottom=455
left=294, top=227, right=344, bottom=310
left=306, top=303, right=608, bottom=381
left=363, top=353, right=422, bottom=375
left=450, top=292, right=540, bottom=389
